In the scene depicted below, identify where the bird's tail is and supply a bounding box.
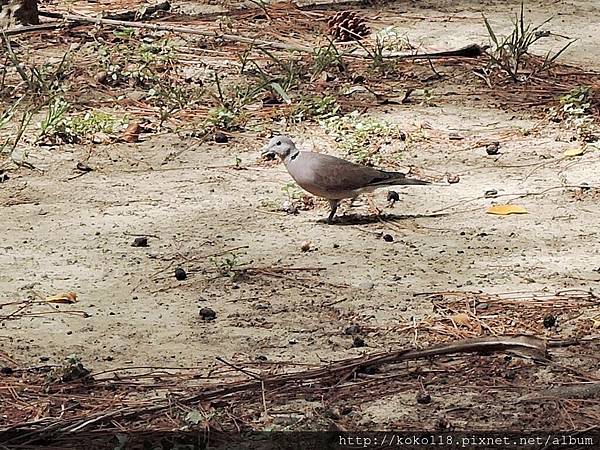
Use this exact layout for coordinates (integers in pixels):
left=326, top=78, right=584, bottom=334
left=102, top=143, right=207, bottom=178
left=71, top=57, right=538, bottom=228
left=371, top=171, right=431, bottom=186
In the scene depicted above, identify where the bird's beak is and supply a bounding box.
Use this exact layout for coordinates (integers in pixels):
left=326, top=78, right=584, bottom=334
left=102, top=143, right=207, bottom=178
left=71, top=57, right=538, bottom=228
left=261, top=146, right=276, bottom=160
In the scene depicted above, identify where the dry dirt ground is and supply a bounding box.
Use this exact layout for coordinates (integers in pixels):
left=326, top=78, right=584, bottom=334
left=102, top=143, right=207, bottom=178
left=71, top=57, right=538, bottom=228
left=1, top=0, right=600, bottom=434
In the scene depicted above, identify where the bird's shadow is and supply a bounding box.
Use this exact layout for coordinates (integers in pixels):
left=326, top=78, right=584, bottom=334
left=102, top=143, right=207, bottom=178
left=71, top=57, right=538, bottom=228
left=317, top=212, right=447, bottom=226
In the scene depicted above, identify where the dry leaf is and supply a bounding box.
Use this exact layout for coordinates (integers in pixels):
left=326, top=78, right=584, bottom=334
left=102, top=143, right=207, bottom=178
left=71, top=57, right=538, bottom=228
left=486, top=204, right=528, bottom=215
left=46, top=292, right=77, bottom=304
left=563, top=147, right=584, bottom=157
left=451, top=313, right=472, bottom=327
left=123, top=122, right=141, bottom=143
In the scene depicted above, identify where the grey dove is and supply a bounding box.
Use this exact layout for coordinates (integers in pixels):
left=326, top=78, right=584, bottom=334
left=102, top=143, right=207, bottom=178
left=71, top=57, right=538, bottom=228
left=262, top=135, right=430, bottom=224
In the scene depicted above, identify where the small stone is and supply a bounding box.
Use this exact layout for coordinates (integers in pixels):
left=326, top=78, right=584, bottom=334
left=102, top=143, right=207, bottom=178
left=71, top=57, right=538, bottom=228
left=436, top=417, right=451, bottom=431
left=325, top=407, right=341, bottom=419
left=288, top=338, right=298, bottom=345
left=447, top=174, right=460, bottom=184
left=39, top=356, right=50, bottom=362
left=486, top=141, right=500, bottom=155
left=300, top=241, right=311, bottom=252
left=382, top=234, right=394, bottom=242
left=199, top=307, right=216, bottom=321
left=358, top=281, right=374, bottom=290
left=503, top=370, right=516, bottom=380
left=543, top=314, right=556, bottom=328
left=484, top=189, right=498, bottom=198
left=320, top=71, right=335, bottom=82
left=131, top=237, right=148, bottom=247
left=416, top=391, right=432, bottom=404
left=359, top=365, right=378, bottom=375
left=352, top=336, right=366, bottom=347
left=387, top=190, right=400, bottom=202
left=344, top=324, right=361, bottom=335
left=95, top=71, right=108, bottom=84
left=341, top=406, right=353, bottom=415
left=213, top=131, right=228, bottom=143
left=175, top=268, right=187, bottom=281
left=76, top=162, right=93, bottom=172
left=281, top=200, right=299, bottom=215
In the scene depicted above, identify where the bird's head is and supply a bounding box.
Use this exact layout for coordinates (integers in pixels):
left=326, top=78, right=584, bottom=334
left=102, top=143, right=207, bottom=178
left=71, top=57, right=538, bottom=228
left=261, top=135, right=297, bottom=161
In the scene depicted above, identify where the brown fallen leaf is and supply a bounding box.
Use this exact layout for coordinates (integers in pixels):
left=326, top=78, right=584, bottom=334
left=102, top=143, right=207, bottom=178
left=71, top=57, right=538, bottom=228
left=46, top=292, right=77, bottom=304
left=123, top=122, right=141, bottom=143
left=451, top=313, right=472, bottom=327
left=486, top=204, right=528, bottom=215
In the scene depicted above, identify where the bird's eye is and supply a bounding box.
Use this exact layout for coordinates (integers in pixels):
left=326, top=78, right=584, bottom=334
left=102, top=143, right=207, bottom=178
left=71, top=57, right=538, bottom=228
left=276, top=141, right=281, bottom=146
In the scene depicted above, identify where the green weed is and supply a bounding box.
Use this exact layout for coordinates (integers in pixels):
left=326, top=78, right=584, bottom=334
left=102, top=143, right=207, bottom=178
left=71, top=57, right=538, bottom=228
left=483, top=3, right=575, bottom=81
left=320, top=111, right=406, bottom=164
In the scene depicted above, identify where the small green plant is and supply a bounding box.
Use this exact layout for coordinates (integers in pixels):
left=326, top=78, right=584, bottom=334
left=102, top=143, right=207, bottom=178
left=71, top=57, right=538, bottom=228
left=37, top=97, right=70, bottom=141
left=282, top=182, right=302, bottom=201
left=2, top=107, right=36, bottom=166
left=38, top=108, right=127, bottom=144
left=0, top=98, right=22, bottom=152
left=113, top=27, right=136, bottom=40
left=210, top=253, right=240, bottom=277
left=420, top=88, right=435, bottom=106
left=2, top=33, right=70, bottom=98
left=554, top=86, right=596, bottom=140
left=311, top=40, right=346, bottom=80
left=207, top=105, right=241, bottom=130
left=291, top=95, right=339, bottom=123
left=483, top=3, right=575, bottom=81
left=320, top=111, right=406, bottom=164
left=46, top=354, right=91, bottom=384
left=375, top=26, right=411, bottom=52
left=560, top=86, right=592, bottom=116
left=350, top=32, right=396, bottom=72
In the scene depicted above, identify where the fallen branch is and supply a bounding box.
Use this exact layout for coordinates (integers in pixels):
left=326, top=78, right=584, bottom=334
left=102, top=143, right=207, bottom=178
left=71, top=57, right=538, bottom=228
left=387, top=44, right=486, bottom=60
left=519, top=382, right=600, bottom=402
left=2, top=335, right=547, bottom=442
left=1, top=22, right=65, bottom=36
left=38, top=1, right=171, bottom=22
left=36, top=12, right=316, bottom=53
left=26, top=11, right=486, bottom=61
left=102, top=0, right=171, bottom=21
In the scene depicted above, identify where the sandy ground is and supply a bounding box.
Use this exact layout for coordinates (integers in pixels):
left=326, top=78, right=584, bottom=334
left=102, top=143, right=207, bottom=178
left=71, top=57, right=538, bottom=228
left=1, top=0, right=600, bottom=431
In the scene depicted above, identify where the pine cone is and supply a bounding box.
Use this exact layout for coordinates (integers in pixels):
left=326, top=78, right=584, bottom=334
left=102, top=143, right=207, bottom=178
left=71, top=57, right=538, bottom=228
left=327, top=11, right=370, bottom=42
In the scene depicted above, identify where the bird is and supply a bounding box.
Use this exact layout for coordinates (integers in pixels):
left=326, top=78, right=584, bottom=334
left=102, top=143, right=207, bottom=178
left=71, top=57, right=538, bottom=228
left=262, top=135, right=430, bottom=224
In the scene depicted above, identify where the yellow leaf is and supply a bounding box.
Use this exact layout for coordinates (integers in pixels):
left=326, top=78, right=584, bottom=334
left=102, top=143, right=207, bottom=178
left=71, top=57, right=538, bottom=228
left=46, top=291, right=77, bottom=304
left=563, top=147, right=584, bottom=157
left=486, top=204, right=528, bottom=215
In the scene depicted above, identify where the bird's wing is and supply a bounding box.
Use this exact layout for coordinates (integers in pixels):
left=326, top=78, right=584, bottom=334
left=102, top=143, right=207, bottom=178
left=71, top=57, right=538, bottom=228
left=289, top=152, right=417, bottom=198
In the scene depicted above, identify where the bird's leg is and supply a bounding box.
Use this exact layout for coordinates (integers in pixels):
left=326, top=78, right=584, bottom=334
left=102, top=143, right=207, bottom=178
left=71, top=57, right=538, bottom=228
left=326, top=199, right=339, bottom=224
left=366, top=195, right=382, bottom=216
